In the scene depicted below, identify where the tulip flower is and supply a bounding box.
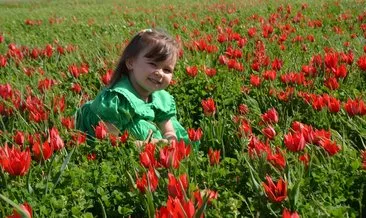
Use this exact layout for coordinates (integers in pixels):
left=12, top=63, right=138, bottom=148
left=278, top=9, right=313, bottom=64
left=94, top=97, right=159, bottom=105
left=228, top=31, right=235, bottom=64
left=139, top=143, right=157, bottom=168
left=284, top=132, right=306, bottom=152
left=250, top=74, right=261, bottom=87
left=0, top=144, right=31, bottom=176
left=136, top=167, right=158, bottom=193
left=262, top=175, right=287, bottom=202
left=120, top=130, right=129, bottom=143
left=357, top=55, right=366, bottom=71
left=159, top=140, right=191, bottom=169
left=299, top=153, right=310, bottom=167
left=95, top=121, right=107, bottom=140
left=13, top=131, right=25, bottom=146
left=155, top=197, right=195, bottom=218
left=248, top=135, right=270, bottom=157
left=61, top=117, right=75, bottom=130
left=49, top=127, right=64, bottom=151
left=327, top=97, right=341, bottom=113
left=282, top=208, right=300, bottom=218
left=261, top=108, right=279, bottom=124
left=318, top=139, right=341, bottom=156
left=186, top=66, right=198, bottom=77
left=7, top=202, right=32, bottom=218
left=267, top=147, right=286, bottom=169
left=361, top=150, right=366, bottom=170
left=167, top=173, right=188, bottom=200
left=32, top=141, right=53, bottom=161
left=262, top=126, right=276, bottom=140
left=201, top=98, right=216, bottom=116
left=187, top=128, right=203, bottom=141
left=324, top=52, right=338, bottom=69
left=208, top=148, right=220, bottom=165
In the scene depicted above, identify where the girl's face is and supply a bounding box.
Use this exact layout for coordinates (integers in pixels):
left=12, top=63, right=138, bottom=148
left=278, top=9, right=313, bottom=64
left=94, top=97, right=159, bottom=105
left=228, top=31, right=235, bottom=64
left=128, top=46, right=176, bottom=100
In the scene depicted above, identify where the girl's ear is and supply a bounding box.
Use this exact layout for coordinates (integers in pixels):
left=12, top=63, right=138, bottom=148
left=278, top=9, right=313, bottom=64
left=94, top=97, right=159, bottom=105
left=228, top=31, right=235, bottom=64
left=126, top=58, right=134, bottom=70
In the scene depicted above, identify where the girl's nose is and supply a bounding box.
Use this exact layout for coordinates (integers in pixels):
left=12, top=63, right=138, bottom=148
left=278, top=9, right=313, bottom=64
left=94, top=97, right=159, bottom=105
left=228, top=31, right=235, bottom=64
left=154, top=69, right=163, bottom=77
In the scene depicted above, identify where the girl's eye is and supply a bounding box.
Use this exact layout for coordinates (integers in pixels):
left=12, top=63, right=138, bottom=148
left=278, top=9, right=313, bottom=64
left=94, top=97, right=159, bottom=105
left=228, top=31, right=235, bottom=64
left=164, top=69, right=172, bottom=74
left=149, top=62, right=157, bottom=67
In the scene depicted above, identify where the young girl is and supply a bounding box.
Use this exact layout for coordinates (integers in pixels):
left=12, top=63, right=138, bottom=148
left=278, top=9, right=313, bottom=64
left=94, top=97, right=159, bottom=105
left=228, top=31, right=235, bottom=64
left=75, top=28, right=189, bottom=144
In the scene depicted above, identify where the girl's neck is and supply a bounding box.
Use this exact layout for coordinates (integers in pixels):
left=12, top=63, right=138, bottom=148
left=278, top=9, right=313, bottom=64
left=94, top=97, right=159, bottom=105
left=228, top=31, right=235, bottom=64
left=128, top=77, right=152, bottom=103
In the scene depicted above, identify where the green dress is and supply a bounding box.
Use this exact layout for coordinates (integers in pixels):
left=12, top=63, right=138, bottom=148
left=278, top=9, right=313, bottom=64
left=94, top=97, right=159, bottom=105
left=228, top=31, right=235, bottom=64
left=75, top=76, right=189, bottom=143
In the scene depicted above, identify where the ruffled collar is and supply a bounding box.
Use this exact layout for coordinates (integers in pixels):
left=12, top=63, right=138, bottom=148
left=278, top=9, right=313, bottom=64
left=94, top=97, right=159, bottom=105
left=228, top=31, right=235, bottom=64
left=109, top=76, right=172, bottom=117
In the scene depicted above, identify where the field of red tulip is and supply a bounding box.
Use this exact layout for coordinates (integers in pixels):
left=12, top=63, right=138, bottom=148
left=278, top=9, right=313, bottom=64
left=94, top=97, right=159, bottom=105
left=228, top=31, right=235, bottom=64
left=1, top=0, right=366, bottom=217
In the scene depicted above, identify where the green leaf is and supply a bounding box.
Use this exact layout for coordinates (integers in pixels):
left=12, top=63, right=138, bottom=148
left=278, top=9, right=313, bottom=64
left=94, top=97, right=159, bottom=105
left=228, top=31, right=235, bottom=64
left=51, top=147, right=76, bottom=191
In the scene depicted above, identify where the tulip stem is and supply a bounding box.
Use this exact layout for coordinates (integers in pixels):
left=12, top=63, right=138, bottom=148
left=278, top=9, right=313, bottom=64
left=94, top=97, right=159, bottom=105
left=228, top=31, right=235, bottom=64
left=0, top=193, right=29, bottom=218
left=0, top=169, right=7, bottom=189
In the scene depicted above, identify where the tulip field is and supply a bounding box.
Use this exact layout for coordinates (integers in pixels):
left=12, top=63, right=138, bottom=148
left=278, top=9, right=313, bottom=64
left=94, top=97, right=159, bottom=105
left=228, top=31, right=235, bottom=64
left=1, top=0, right=366, bottom=217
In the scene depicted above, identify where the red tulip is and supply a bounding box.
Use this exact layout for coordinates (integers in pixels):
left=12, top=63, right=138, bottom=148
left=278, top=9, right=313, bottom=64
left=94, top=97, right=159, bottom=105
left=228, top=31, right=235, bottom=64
left=361, top=150, right=366, bottom=170
left=7, top=202, right=32, bottom=218
left=139, top=143, right=157, bottom=168
left=318, top=139, right=341, bottom=156
left=282, top=208, right=300, bottom=218
left=71, top=83, right=82, bottom=93
left=14, top=131, right=25, bottom=146
left=159, top=140, right=191, bottom=169
left=79, top=63, right=89, bottom=74
left=261, top=108, right=279, bottom=124
left=262, top=126, right=276, bottom=140
left=72, top=132, right=87, bottom=145
left=267, top=147, right=286, bottom=169
left=0, top=144, right=31, bottom=176
left=0, top=55, right=7, bottom=67
left=250, top=74, right=261, bottom=87
left=357, top=55, right=366, bottom=71
left=136, top=167, right=158, bottom=193
left=324, top=77, right=339, bottom=90
left=61, top=117, right=75, bottom=130
left=324, top=52, right=338, bottom=69
left=109, top=134, right=118, bottom=147
left=101, top=69, right=113, bottom=85
left=204, top=68, right=216, bottom=77
left=262, top=175, right=287, bottom=202
left=239, top=119, right=252, bottom=137
left=87, top=153, right=96, bottom=161
left=167, top=173, right=188, bottom=200
left=248, top=27, right=256, bottom=38
left=333, top=64, right=347, bottom=78
left=208, top=148, right=220, bottom=165
left=201, top=98, right=216, bottom=116
left=238, top=104, right=249, bottom=115
left=186, top=66, right=198, bottom=77
left=187, top=127, right=203, bottom=141
left=49, top=127, right=64, bottom=151
left=344, top=98, right=360, bottom=116
left=284, top=132, right=306, bottom=152
left=120, top=130, right=129, bottom=143
left=262, top=70, right=277, bottom=81
left=32, top=141, right=53, bottom=161
left=271, top=58, right=283, bottom=71
left=327, top=97, right=341, bottom=113
left=95, top=121, right=107, bottom=140
left=69, top=64, right=80, bottom=78
left=155, top=197, right=195, bottom=218
left=248, top=135, right=271, bottom=157
left=313, top=129, right=332, bottom=145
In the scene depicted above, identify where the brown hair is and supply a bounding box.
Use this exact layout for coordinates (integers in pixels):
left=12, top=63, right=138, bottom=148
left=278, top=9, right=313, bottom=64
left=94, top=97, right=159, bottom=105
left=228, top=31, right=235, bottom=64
left=108, top=28, right=180, bottom=88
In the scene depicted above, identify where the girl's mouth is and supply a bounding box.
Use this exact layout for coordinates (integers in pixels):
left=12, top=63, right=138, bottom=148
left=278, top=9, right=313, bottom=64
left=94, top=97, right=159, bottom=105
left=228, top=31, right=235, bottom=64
left=148, top=77, right=162, bottom=85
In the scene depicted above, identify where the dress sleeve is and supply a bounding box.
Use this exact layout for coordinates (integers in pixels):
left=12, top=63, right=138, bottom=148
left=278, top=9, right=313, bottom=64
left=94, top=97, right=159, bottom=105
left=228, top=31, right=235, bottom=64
left=154, top=93, right=177, bottom=123
left=92, top=89, right=134, bottom=131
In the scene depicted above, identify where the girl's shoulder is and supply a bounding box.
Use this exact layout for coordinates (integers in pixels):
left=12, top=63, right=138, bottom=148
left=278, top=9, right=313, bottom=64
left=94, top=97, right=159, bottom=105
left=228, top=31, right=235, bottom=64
left=151, top=90, right=176, bottom=113
left=108, top=76, right=143, bottom=107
